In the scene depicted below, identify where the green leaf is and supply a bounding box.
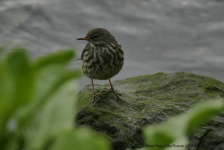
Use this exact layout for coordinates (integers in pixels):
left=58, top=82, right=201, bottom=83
left=144, top=126, right=175, bottom=150
left=0, top=49, right=33, bottom=134
left=25, top=78, right=78, bottom=150
left=49, top=127, right=111, bottom=150
left=186, top=99, right=224, bottom=132
left=0, top=62, right=14, bottom=143
left=143, top=99, right=224, bottom=150
left=0, top=47, right=83, bottom=150
left=5, top=48, right=33, bottom=106
left=0, top=48, right=33, bottom=150
left=14, top=64, right=81, bottom=128
left=33, top=48, right=75, bottom=71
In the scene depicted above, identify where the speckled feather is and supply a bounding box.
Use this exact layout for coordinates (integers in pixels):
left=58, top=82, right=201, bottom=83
left=82, top=42, right=124, bottom=80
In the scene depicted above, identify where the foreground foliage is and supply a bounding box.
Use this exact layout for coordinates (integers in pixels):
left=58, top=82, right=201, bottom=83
left=141, top=98, right=224, bottom=150
left=0, top=48, right=110, bottom=150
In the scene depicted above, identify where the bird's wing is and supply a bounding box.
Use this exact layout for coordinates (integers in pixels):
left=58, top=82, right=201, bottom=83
left=75, top=43, right=91, bottom=61
left=80, top=43, right=91, bottom=60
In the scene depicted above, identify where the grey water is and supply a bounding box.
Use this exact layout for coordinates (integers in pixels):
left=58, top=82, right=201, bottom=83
left=0, top=0, right=224, bottom=92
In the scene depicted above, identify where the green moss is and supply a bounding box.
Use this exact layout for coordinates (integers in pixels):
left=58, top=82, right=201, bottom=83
left=76, top=72, right=224, bottom=149
left=198, top=79, right=224, bottom=97
left=153, top=72, right=164, bottom=76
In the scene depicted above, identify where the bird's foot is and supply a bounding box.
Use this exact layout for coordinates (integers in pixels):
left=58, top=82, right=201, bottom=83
left=92, top=93, right=105, bottom=103
left=107, top=88, right=122, bottom=99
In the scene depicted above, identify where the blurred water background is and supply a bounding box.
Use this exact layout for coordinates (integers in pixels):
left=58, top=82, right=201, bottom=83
left=0, top=0, right=223, bottom=92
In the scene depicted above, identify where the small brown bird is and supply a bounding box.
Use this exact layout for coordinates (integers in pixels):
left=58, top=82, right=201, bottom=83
left=77, top=28, right=124, bottom=103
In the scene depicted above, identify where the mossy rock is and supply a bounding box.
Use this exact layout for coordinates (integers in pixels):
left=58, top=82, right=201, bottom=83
left=75, top=72, right=224, bottom=150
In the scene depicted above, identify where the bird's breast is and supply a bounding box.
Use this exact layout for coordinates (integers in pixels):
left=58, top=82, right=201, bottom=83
left=82, top=44, right=124, bottom=80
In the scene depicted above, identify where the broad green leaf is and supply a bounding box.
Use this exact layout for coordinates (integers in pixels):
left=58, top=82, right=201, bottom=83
left=0, top=49, right=33, bottom=136
left=15, top=64, right=68, bottom=125
left=14, top=64, right=81, bottom=128
left=144, top=99, right=224, bottom=150
left=0, top=62, right=14, bottom=145
left=25, top=79, right=78, bottom=150
left=0, top=48, right=33, bottom=150
left=49, top=127, right=111, bottom=150
left=186, top=99, right=224, bottom=132
left=144, top=126, right=175, bottom=150
left=5, top=48, right=33, bottom=106
left=0, top=47, right=83, bottom=150
left=33, top=48, right=75, bottom=71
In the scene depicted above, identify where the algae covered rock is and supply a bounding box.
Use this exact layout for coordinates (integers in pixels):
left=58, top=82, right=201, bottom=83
left=75, top=72, right=224, bottom=150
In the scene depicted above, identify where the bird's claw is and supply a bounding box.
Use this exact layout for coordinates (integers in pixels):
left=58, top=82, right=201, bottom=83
left=92, top=93, right=106, bottom=103
left=107, top=88, right=122, bottom=99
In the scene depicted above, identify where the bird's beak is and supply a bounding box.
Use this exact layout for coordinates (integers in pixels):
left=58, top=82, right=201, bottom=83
left=77, top=37, right=90, bottom=40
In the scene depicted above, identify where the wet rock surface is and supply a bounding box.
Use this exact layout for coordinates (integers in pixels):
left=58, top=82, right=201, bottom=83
left=75, top=72, right=224, bottom=150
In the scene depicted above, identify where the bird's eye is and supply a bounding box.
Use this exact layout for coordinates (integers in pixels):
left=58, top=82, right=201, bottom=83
left=94, top=34, right=99, bottom=39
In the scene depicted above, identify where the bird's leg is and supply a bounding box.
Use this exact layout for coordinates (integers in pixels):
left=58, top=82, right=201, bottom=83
left=108, top=79, right=122, bottom=99
left=91, top=78, right=102, bottom=103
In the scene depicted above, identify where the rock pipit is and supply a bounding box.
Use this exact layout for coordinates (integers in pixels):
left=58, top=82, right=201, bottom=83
left=77, top=28, right=124, bottom=103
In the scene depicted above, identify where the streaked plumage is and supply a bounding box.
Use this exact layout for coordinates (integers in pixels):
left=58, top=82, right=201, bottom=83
left=77, top=28, right=124, bottom=103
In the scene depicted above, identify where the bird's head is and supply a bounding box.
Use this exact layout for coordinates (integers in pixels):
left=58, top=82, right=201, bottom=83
left=77, top=28, right=117, bottom=46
